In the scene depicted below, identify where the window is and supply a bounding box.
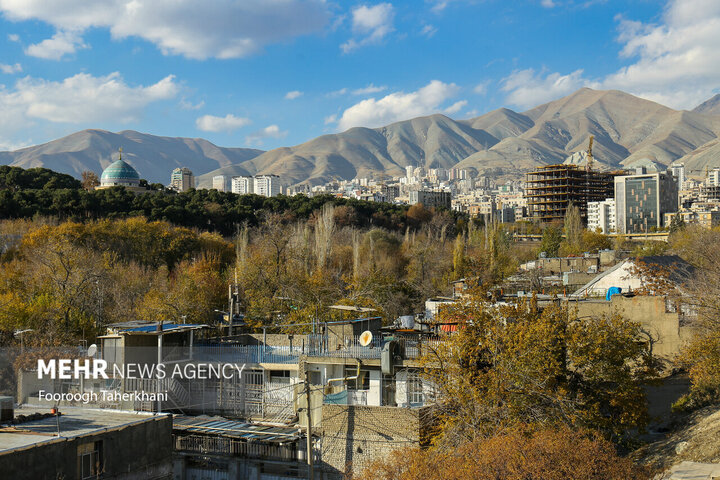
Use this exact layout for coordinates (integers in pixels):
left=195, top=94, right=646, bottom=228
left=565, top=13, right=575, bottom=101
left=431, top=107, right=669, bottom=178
left=407, top=371, right=424, bottom=406
left=78, top=441, right=103, bottom=480
left=269, top=370, right=291, bottom=384
left=345, top=367, right=370, bottom=390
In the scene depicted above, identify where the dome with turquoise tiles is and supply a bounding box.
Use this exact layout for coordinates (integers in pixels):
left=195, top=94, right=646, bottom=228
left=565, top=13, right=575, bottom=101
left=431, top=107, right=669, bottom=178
left=100, top=156, right=140, bottom=187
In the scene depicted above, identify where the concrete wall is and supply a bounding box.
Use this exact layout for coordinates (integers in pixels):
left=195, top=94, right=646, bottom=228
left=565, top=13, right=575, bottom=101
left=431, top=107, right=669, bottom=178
left=319, top=405, right=426, bottom=477
left=0, top=414, right=173, bottom=479
left=570, top=295, right=698, bottom=363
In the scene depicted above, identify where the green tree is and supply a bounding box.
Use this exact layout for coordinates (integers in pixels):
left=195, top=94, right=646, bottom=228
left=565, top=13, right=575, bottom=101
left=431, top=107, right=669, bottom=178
left=540, top=225, right=562, bottom=257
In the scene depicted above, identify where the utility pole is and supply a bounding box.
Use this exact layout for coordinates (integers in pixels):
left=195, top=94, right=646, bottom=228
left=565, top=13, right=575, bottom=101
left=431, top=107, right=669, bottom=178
left=305, top=381, right=314, bottom=480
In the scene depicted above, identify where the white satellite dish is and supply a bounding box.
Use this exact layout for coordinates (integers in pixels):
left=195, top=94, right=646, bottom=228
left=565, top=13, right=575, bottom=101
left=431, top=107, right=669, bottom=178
left=359, top=331, right=373, bottom=347
left=87, top=344, right=97, bottom=357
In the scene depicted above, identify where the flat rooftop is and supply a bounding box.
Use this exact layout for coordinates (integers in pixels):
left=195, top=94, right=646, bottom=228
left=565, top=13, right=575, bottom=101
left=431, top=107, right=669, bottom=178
left=0, top=406, right=168, bottom=454
left=173, top=415, right=301, bottom=443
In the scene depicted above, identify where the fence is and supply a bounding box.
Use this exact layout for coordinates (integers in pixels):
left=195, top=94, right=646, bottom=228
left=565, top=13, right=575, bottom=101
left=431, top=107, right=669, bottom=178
left=191, top=344, right=302, bottom=364
left=306, top=334, right=441, bottom=360
left=173, top=434, right=299, bottom=462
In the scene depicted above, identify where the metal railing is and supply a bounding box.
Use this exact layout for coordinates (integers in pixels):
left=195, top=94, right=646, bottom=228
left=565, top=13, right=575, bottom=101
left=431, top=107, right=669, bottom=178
left=173, top=434, right=299, bottom=462
left=306, top=334, right=442, bottom=360
left=191, top=344, right=302, bottom=364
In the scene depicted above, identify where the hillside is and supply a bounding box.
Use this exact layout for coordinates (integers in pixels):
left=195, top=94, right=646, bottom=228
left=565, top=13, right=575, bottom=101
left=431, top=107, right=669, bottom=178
left=5, top=88, right=720, bottom=188
left=200, top=88, right=720, bottom=187
left=0, top=129, right=263, bottom=184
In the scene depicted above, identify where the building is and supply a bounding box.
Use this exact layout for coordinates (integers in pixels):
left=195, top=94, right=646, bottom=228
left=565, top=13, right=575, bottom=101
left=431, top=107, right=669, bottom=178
left=213, top=174, right=229, bottom=192
left=0, top=406, right=172, bottom=479
left=525, top=164, right=615, bottom=223
left=710, top=168, right=720, bottom=187
left=670, top=163, right=686, bottom=190
left=587, top=198, right=616, bottom=233
left=254, top=174, right=281, bottom=197
left=96, top=150, right=146, bottom=193
left=615, top=172, right=678, bottom=233
left=380, top=184, right=400, bottom=203
left=664, top=207, right=720, bottom=229
left=170, top=167, right=194, bottom=192
left=409, top=190, right=451, bottom=209
left=231, top=175, right=254, bottom=195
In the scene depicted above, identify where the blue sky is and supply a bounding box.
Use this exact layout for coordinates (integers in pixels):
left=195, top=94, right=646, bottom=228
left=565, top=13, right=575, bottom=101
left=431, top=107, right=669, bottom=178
left=0, top=0, right=718, bottom=152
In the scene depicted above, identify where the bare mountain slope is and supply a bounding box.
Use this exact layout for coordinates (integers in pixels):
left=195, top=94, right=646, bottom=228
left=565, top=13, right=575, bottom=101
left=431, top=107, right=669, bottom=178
left=693, top=94, right=720, bottom=115
left=7, top=88, right=720, bottom=188
left=0, top=129, right=262, bottom=184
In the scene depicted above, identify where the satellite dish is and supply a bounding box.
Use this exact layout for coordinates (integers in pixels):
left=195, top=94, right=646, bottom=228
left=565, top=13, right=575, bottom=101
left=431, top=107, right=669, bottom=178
left=87, top=344, right=97, bottom=357
left=359, top=331, right=373, bottom=347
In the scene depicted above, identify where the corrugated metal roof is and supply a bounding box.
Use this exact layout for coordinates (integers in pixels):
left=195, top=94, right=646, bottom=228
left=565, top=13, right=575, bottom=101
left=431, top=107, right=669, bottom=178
left=118, top=323, right=206, bottom=334
left=173, top=415, right=301, bottom=443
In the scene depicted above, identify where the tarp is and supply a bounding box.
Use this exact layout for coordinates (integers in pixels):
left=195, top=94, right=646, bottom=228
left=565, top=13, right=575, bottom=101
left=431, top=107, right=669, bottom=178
left=606, top=286, right=622, bottom=301
left=323, top=390, right=348, bottom=405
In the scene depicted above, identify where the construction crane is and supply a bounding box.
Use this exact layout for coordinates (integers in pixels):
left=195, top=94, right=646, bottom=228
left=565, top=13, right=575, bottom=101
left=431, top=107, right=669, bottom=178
left=585, top=135, right=594, bottom=171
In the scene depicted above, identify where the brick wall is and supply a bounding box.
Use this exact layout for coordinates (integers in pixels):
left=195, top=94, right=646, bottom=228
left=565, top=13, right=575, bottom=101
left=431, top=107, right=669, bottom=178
left=319, top=405, right=426, bottom=477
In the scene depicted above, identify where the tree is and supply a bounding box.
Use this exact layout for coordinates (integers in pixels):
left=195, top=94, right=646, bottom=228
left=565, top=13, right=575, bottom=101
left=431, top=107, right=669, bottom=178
left=559, top=202, right=583, bottom=256
left=540, top=225, right=562, bottom=257
left=357, top=427, right=650, bottom=480
left=81, top=171, right=100, bottom=191
left=424, top=291, right=656, bottom=446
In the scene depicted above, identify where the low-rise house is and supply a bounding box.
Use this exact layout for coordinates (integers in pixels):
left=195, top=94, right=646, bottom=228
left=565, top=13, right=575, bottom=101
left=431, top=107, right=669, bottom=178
left=0, top=406, right=173, bottom=479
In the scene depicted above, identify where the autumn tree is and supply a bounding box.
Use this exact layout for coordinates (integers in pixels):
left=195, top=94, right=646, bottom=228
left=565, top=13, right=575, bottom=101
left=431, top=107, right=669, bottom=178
left=424, top=291, right=656, bottom=446
left=357, top=426, right=650, bottom=480
left=81, top=171, right=100, bottom=190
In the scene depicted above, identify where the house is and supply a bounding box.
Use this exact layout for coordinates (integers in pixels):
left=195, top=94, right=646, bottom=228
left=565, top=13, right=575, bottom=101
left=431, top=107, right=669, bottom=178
left=0, top=406, right=172, bottom=479
left=572, top=255, right=693, bottom=297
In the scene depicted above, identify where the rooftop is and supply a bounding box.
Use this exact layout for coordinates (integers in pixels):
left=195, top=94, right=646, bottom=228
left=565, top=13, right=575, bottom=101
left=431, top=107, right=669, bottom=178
left=173, top=415, right=301, bottom=443
left=0, top=407, right=167, bottom=454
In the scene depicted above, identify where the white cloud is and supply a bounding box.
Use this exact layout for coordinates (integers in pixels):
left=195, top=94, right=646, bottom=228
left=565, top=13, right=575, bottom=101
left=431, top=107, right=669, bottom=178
left=541, top=0, right=556, bottom=7
left=324, top=114, right=337, bottom=125
left=341, top=3, right=394, bottom=53
left=0, top=63, right=22, bottom=74
left=196, top=114, right=251, bottom=132
left=0, top=72, right=178, bottom=124
left=246, top=124, right=288, bottom=145
left=179, top=98, right=205, bottom=110
left=420, top=24, right=437, bottom=37
left=337, top=80, right=460, bottom=130
left=501, top=0, right=720, bottom=110
left=501, top=68, right=592, bottom=109
left=285, top=90, right=303, bottom=100
left=473, top=81, right=489, bottom=95
left=444, top=99, right=467, bottom=114
left=25, top=30, right=88, bottom=60
left=352, top=84, right=387, bottom=95
left=0, top=0, right=330, bottom=60
left=327, top=87, right=348, bottom=97
left=7, top=33, right=19, bottom=42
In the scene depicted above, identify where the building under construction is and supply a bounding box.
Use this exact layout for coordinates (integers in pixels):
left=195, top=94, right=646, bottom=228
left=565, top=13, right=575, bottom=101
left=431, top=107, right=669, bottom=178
left=525, top=164, right=615, bottom=223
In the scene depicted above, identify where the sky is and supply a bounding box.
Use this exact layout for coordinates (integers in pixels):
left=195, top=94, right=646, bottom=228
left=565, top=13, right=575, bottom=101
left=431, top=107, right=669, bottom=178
left=0, top=0, right=718, bottom=152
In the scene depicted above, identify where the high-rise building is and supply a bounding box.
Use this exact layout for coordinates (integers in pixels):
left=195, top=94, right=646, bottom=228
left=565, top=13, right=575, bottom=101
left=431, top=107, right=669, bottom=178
left=525, top=164, right=615, bottom=223
left=614, top=172, right=678, bottom=233
left=254, top=174, right=281, bottom=197
left=709, top=167, right=720, bottom=187
left=670, top=163, right=685, bottom=190
left=409, top=189, right=451, bottom=209
left=231, top=176, right=254, bottom=195
left=212, top=175, right=229, bottom=192
left=170, top=167, right=194, bottom=192
left=405, top=165, right=414, bottom=180
left=587, top=198, right=616, bottom=234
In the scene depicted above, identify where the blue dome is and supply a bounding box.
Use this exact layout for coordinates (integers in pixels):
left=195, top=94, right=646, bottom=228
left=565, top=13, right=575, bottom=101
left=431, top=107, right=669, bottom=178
left=101, top=159, right=140, bottom=183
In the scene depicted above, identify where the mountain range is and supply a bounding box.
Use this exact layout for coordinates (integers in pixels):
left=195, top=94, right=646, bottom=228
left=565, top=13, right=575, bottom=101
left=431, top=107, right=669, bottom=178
left=3, top=88, right=720, bottom=187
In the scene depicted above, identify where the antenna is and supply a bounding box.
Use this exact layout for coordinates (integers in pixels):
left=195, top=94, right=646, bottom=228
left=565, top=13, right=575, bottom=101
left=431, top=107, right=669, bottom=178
left=359, top=331, right=373, bottom=347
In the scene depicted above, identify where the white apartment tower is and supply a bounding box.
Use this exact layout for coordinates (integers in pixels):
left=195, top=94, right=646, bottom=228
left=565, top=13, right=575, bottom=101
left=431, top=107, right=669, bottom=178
left=231, top=176, right=254, bottom=195
left=587, top=199, right=616, bottom=234
left=254, top=174, right=281, bottom=197
left=212, top=175, right=229, bottom=192
left=670, top=163, right=685, bottom=190
left=170, top=167, right=195, bottom=192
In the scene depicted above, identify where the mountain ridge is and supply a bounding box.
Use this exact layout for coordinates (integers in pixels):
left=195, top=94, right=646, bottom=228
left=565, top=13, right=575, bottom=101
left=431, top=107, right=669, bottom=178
left=4, top=88, right=720, bottom=187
